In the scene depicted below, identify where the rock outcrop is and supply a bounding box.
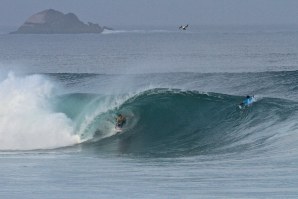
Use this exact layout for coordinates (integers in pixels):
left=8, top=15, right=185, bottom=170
left=11, top=9, right=107, bottom=34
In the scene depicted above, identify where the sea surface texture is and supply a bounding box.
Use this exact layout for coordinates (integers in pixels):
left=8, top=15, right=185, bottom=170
left=0, top=25, right=298, bottom=198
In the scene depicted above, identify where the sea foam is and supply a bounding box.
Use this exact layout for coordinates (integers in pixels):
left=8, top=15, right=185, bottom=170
left=0, top=73, right=80, bottom=150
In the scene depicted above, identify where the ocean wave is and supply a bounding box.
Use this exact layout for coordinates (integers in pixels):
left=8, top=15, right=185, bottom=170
left=2, top=72, right=298, bottom=155
left=59, top=88, right=298, bottom=157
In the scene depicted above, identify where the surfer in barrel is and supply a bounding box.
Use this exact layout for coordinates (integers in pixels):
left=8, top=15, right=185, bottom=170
left=115, top=113, right=126, bottom=128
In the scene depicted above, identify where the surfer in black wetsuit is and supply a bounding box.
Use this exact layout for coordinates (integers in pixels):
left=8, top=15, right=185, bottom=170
left=116, top=114, right=126, bottom=128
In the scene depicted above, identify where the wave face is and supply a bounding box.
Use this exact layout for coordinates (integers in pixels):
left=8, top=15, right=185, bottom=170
left=78, top=88, right=298, bottom=157
left=2, top=72, right=298, bottom=157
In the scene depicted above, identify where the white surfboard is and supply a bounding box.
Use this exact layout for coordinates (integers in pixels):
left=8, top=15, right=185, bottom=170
left=115, top=126, right=123, bottom=133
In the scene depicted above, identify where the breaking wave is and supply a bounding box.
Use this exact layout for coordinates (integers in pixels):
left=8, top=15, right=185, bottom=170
left=0, top=73, right=79, bottom=150
left=80, top=88, right=298, bottom=157
left=1, top=72, right=298, bottom=157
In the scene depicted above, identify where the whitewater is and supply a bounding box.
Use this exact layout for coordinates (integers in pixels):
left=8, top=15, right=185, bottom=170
left=0, top=25, right=298, bottom=198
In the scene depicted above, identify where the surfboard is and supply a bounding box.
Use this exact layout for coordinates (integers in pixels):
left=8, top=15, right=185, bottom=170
left=115, top=126, right=123, bottom=133
left=238, top=104, right=244, bottom=109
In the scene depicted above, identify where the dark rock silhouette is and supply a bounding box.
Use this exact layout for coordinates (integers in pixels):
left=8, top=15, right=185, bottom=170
left=11, top=9, right=108, bottom=34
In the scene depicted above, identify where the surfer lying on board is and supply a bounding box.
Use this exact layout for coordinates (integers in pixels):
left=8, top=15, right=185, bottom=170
left=239, top=95, right=255, bottom=107
left=115, top=114, right=126, bottom=128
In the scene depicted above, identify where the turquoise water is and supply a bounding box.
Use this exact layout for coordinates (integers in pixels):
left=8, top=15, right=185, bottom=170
left=0, top=25, right=298, bottom=198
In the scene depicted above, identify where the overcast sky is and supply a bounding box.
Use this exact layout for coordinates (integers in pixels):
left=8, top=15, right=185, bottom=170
left=1, top=0, right=298, bottom=27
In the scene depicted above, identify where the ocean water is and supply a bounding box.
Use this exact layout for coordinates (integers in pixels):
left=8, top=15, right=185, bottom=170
left=0, top=25, right=298, bottom=198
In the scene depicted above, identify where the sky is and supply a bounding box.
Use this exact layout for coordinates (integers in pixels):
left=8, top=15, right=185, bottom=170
left=1, top=0, right=298, bottom=27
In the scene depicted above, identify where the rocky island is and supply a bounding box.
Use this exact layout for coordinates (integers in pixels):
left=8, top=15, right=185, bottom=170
left=11, top=9, right=109, bottom=34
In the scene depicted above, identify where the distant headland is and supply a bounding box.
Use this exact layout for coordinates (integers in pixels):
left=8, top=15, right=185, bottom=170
left=10, top=9, right=111, bottom=34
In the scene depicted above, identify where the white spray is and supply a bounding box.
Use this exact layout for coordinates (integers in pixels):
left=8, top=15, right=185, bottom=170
left=0, top=73, right=80, bottom=150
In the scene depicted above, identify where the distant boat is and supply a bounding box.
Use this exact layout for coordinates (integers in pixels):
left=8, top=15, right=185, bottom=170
left=179, top=24, right=189, bottom=30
